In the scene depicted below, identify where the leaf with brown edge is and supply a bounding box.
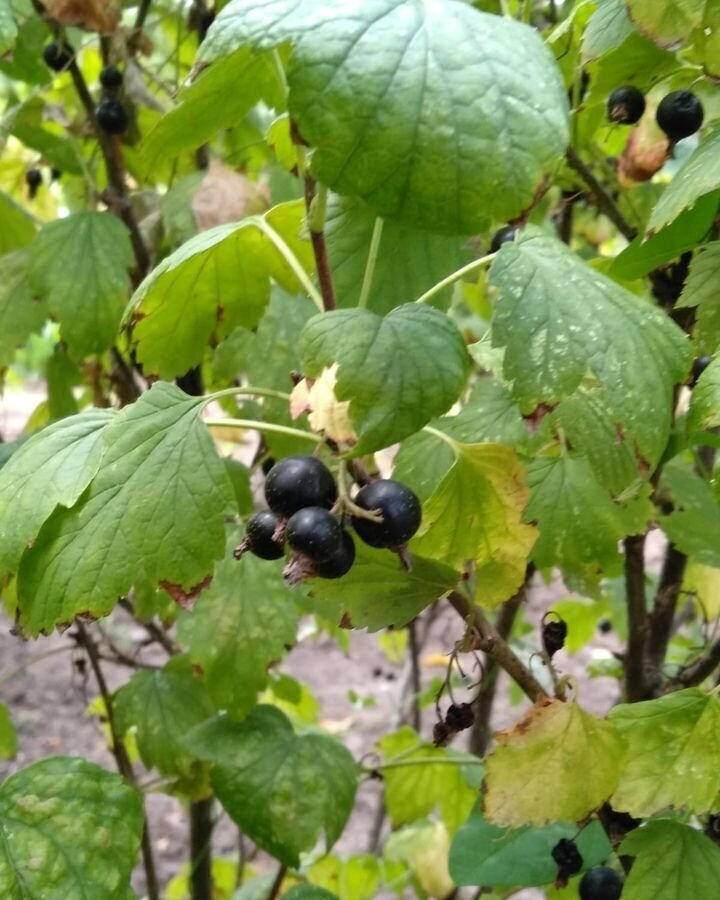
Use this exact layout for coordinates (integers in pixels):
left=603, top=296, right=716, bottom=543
left=159, top=575, right=214, bottom=611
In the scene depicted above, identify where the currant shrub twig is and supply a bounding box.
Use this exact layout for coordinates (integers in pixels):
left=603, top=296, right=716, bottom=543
left=303, top=175, right=338, bottom=311
left=358, top=217, right=385, bottom=309
left=566, top=146, right=637, bottom=242
left=624, top=533, right=648, bottom=701
left=268, top=864, right=287, bottom=900
left=415, top=252, right=497, bottom=306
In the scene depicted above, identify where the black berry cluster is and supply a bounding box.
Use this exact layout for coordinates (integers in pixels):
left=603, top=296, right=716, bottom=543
left=579, top=866, right=623, bottom=900
left=606, top=84, right=704, bottom=142
left=238, top=455, right=422, bottom=582
left=433, top=702, right=475, bottom=746
left=96, top=65, right=128, bottom=136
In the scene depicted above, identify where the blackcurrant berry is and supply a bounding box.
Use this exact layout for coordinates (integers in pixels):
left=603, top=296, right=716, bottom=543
left=313, top=530, right=355, bottom=579
left=705, top=813, right=720, bottom=845
left=265, top=456, right=337, bottom=517
left=598, top=619, right=612, bottom=634
left=286, top=507, right=343, bottom=563
left=96, top=99, right=129, bottom=135
left=261, top=456, right=276, bottom=476
left=244, top=510, right=285, bottom=560
left=551, top=838, right=583, bottom=877
left=42, top=40, right=74, bottom=72
left=656, top=91, right=704, bottom=142
left=25, top=168, right=42, bottom=198
left=445, top=702, right=474, bottom=731
left=579, top=866, right=623, bottom=900
left=351, top=480, right=421, bottom=549
left=607, top=86, right=645, bottom=125
left=490, top=225, right=517, bottom=253
left=50, top=167, right=62, bottom=181
left=690, top=355, right=712, bottom=387
left=99, top=65, right=124, bottom=90
left=432, top=721, right=451, bottom=746
left=542, top=618, right=568, bottom=658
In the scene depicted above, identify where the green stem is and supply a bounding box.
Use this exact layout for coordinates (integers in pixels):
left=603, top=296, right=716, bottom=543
left=254, top=219, right=324, bottom=311
left=308, top=182, right=329, bottom=234
left=415, top=252, right=496, bottom=306
left=358, top=217, right=384, bottom=309
left=363, top=757, right=484, bottom=774
left=205, top=418, right=322, bottom=444
left=423, top=425, right=460, bottom=454
left=207, top=386, right=291, bottom=405
left=271, top=49, right=289, bottom=98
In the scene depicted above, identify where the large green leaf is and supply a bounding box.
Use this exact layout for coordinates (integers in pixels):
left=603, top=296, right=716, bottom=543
left=677, top=242, right=720, bottom=353
left=300, top=304, right=469, bottom=454
left=324, top=195, right=466, bottom=313
left=0, top=0, right=17, bottom=56
left=0, top=192, right=36, bottom=253
left=284, top=888, right=339, bottom=900
left=688, top=353, right=720, bottom=432
left=28, top=212, right=133, bottom=359
left=450, top=809, right=612, bottom=887
left=0, top=757, right=143, bottom=899
left=202, top=0, right=568, bottom=234
left=661, top=464, right=720, bottom=567
left=0, top=409, right=115, bottom=577
left=620, top=820, right=720, bottom=900
left=126, top=203, right=314, bottom=379
left=483, top=698, right=625, bottom=827
left=610, top=687, right=720, bottom=816
left=184, top=706, right=357, bottom=867
left=0, top=250, right=47, bottom=369
left=16, top=383, right=234, bottom=635
left=582, top=0, right=635, bottom=60
left=490, top=230, right=689, bottom=465
left=0, top=704, right=16, bottom=759
left=648, top=126, right=720, bottom=233
left=625, top=0, right=706, bottom=48
left=306, top=542, right=459, bottom=631
left=115, top=659, right=215, bottom=778
left=178, top=542, right=299, bottom=719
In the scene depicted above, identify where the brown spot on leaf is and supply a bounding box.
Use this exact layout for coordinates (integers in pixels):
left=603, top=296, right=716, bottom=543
left=159, top=575, right=213, bottom=610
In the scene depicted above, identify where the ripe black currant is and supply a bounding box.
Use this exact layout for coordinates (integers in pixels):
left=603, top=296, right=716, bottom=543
left=99, top=65, right=124, bottom=90
left=445, top=702, right=474, bottom=731
left=542, top=618, right=568, bottom=658
left=690, top=355, right=712, bottom=387
left=243, top=510, right=285, bottom=560
left=705, top=813, right=720, bottom=845
left=607, top=86, right=645, bottom=125
left=598, top=619, right=612, bottom=634
left=351, top=480, right=421, bottom=549
left=313, top=529, right=355, bottom=579
left=96, top=99, right=129, bottom=135
left=50, top=167, right=62, bottom=181
left=42, top=40, right=74, bottom=72
left=286, top=507, right=343, bottom=563
left=490, top=225, right=517, bottom=253
left=433, top=721, right=451, bottom=746
left=265, top=456, right=337, bottom=517
left=656, top=91, right=704, bottom=142
left=551, top=838, right=583, bottom=879
left=579, top=866, right=623, bottom=900
left=25, top=168, right=42, bottom=198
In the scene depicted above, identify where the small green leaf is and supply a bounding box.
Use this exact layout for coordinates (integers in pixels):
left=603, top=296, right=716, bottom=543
left=0, top=192, right=36, bottom=253
left=28, top=212, right=133, bottom=358
left=16, top=383, right=234, bottom=635
left=0, top=250, right=47, bottom=369
left=620, top=820, right=720, bottom=900
left=115, top=659, right=215, bottom=778
left=178, top=541, right=299, bottom=719
left=0, top=704, right=17, bottom=759
left=449, top=809, right=612, bottom=887
left=677, top=242, right=720, bottom=353
left=308, top=855, right=378, bottom=900
left=0, top=409, right=115, bottom=577
left=0, top=757, right=143, bottom=898
left=184, top=706, right=357, bottom=868
left=582, top=0, right=635, bottom=60
left=284, top=888, right=339, bottom=900
left=300, top=304, right=469, bottom=454
left=0, top=0, right=17, bottom=56
left=661, top=464, right=720, bottom=567
left=624, top=0, right=706, bottom=48
left=688, top=353, right=720, bottom=432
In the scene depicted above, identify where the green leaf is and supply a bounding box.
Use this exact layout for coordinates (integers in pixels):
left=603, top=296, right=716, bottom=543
left=0, top=250, right=47, bottom=369
left=610, top=687, right=720, bottom=817
left=0, top=757, right=143, bottom=899
left=582, top=0, right=635, bottom=60
left=620, top=820, right=720, bottom=900
left=308, top=855, right=379, bottom=900
left=625, top=0, right=706, bottom=48
left=300, top=304, right=469, bottom=454
left=0, top=704, right=17, bottom=759
left=449, top=809, right=612, bottom=887
left=0, top=409, right=115, bottom=577
left=483, top=698, right=625, bottom=827
left=411, top=442, right=537, bottom=607
left=688, top=353, right=720, bottom=432
left=378, top=727, right=481, bottom=835
left=184, top=706, right=357, bottom=867
left=127, top=203, right=314, bottom=379
left=16, top=383, right=234, bottom=635
left=203, top=0, right=568, bottom=234
left=0, top=0, right=17, bottom=56
left=285, top=888, right=339, bottom=900
left=28, top=212, right=133, bottom=358
left=178, top=541, right=299, bottom=719
left=141, top=47, right=282, bottom=171
left=661, top=464, right=720, bottom=567
left=115, top=659, right=215, bottom=778
left=306, top=541, right=459, bottom=631
left=648, top=125, right=720, bottom=233
left=324, top=195, right=466, bottom=313
left=0, top=192, right=36, bottom=253
left=677, top=242, right=720, bottom=353
left=490, top=230, right=690, bottom=465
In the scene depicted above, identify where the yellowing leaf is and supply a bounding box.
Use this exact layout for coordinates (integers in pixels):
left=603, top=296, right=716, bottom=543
left=683, top=560, right=720, bottom=620
left=484, top=698, right=624, bottom=827
left=290, top=364, right=356, bottom=443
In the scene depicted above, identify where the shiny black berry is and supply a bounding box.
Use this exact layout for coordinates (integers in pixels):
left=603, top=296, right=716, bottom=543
left=351, top=480, right=421, bottom=549
left=607, top=86, right=645, bottom=125
left=286, top=507, right=343, bottom=563
left=579, top=866, right=623, bottom=900
left=490, top=225, right=517, bottom=253
left=96, top=99, right=129, bottom=135
left=656, top=91, right=704, bottom=142
left=244, top=510, right=285, bottom=560
left=542, top=618, right=568, bottom=658
left=551, top=838, right=583, bottom=877
left=99, top=65, right=124, bottom=90
left=690, top=355, right=712, bottom=387
left=43, top=40, right=74, bottom=72
left=265, top=456, right=337, bottom=517
left=25, top=168, right=42, bottom=198
left=313, top=530, right=355, bottom=579
left=445, top=702, right=474, bottom=731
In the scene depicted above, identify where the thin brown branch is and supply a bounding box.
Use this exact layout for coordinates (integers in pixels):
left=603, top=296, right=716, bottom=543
left=119, top=597, right=180, bottom=655
left=566, top=146, right=638, bottom=242
left=673, top=638, right=720, bottom=688
left=303, top=175, right=336, bottom=311
left=268, top=864, right=287, bottom=900
left=407, top=620, right=422, bottom=732
left=447, top=591, right=546, bottom=702
left=645, top=543, right=687, bottom=694
left=190, top=797, right=214, bottom=900
left=623, top=534, right=648, bottom=701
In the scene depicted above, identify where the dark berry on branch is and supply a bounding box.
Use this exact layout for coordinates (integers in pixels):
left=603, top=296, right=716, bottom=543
left=244, top=511, right=285, bottom=560
left=313, top=530, right=355, bottom=579
left=579, top=866, right=623, bottom=900
left=265, top=455, right=337, bottom=517
left=542, top=619, right=568, bottom=658
left=43, top=41, right=74, bottom=72
left=286, top=507, right=343, bottom=563
left=607, top=86, right=645, bottom=124
left=656, top=91, right=704, bottom=142
left=351, top=480, right=421, bottom=549
left=96, top=99, right=129, bottom=135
